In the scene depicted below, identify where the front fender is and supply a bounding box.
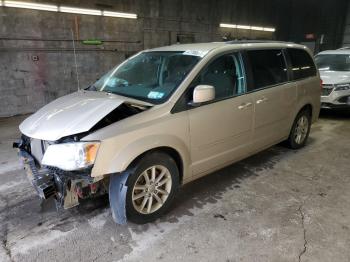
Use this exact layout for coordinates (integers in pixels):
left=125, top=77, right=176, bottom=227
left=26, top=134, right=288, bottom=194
left=91, top=134, right=191, bottom=181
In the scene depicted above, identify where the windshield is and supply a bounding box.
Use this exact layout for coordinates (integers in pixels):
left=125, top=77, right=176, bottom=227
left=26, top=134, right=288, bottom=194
left=88, top=51, right=201, bottom=103
left=315, top=54, right=350, bottom=71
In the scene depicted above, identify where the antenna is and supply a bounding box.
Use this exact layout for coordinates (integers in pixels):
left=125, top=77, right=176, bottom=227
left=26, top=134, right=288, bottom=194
left=71, top=28, right=80, bottom=91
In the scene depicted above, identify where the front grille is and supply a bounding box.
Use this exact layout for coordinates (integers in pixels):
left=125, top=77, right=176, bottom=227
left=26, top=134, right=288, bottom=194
left=322, top=85, right=334, bottom=96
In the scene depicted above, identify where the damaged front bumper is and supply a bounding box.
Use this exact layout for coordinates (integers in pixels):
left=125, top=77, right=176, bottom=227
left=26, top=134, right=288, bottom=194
left=14, top=138, right=106, bottom=209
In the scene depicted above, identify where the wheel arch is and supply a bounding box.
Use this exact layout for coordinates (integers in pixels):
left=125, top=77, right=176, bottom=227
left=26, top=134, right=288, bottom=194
left=299, top=103, right=313, bottom=117
left=92, top=134, right=191, bottom=183
left=286, top=102, right=313, bottom=149
left=294, top=102, right=313, bottom=123
left=126, top=146, right=185, bottom=184
left=287, top=103, right=313, bottom=136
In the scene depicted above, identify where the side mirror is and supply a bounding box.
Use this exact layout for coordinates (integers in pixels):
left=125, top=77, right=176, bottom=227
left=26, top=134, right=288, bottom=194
left=191, top=85, right=215, bottom=105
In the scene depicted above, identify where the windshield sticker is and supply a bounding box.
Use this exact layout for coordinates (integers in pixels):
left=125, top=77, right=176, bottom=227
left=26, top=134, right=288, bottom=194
left=147, top=91, right=165, bottom=99
left=107, top=78, right=118, bottom=87
left=183, top=50, right=208, bottom=57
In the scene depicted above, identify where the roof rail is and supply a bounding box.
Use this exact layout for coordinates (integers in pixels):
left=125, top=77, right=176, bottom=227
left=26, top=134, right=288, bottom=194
left=338, top=46, right=350, bottom=50
left=224, top=40, right=295, bottom=44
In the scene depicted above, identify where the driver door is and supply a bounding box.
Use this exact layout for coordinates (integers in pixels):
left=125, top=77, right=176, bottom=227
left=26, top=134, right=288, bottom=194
left=187, top=52, right=254, bottom=177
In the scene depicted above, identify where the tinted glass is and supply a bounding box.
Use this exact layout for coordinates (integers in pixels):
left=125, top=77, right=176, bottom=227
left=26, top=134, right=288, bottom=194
left=247, top=49, right=287, bottom=90
left=288, top=48, right=317, bottom=79
left=314, top=54, right=350, bottom=71
left=88, top=51, right=200, bottom=104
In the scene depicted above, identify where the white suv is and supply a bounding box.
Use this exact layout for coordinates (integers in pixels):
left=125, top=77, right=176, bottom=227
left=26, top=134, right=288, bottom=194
left=315, top=48, right=350, bottom=109
left=15, top=41, right=321, bottom=224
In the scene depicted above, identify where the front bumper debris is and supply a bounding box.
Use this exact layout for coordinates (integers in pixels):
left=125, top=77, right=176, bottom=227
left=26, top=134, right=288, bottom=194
left=14, top=137, right=106, bottom=209
left=19, top=149, right=56, bottom=200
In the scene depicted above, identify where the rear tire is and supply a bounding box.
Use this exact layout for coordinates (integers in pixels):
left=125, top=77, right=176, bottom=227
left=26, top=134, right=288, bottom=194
left=286, top=109, right=311, bottom=149
left=125, top=152, right=179, bottom=224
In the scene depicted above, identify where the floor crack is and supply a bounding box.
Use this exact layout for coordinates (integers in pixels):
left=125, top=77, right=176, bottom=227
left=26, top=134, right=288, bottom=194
left=0, top=194, right=14, bottom=262
left=2, top=225, right=14, bottom=262
left=298, top=205, right=307, bottom=262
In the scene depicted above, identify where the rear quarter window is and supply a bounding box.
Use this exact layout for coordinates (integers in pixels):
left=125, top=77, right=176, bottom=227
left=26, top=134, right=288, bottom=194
left=287, top=48, right=317, bottom=80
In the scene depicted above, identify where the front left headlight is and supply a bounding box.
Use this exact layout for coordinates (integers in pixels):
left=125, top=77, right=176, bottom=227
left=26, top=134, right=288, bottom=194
left=42, top=142, right=100, bottom=171
left=334, top=83, right=350, bottom=91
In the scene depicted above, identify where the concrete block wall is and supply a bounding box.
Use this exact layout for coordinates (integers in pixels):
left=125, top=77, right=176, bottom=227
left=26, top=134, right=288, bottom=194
left=343, top=3, right=350, bottom=47
left=0, top=3, right=143, bottom=116
left=0, top=0, right=348, bottom=117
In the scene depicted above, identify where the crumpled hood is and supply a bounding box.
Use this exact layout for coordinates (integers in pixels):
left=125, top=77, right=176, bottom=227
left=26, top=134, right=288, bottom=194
left=319, top=70, right=350, bottom=85
left=20, top=91, right=132, bottom=141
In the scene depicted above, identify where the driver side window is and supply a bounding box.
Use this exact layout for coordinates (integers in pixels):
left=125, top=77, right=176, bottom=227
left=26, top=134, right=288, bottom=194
left=173, top=52, right=246, bottom=112
left=199, top=52, right=245, bottom=100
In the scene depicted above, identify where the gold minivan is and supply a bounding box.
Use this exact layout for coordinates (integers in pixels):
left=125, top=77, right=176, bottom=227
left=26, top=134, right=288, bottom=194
left=15, top=41, right=321, bottom=224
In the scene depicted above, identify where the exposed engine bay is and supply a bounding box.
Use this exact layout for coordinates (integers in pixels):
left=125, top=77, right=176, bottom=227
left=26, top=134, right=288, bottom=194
left=89, top=102, right=148, bottom=133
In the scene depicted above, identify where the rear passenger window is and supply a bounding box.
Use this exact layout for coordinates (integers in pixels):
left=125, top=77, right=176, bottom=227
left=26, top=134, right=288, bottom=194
left=287, top=48, right=316, bottom=80
left=247, top=49, right=287, bottom=91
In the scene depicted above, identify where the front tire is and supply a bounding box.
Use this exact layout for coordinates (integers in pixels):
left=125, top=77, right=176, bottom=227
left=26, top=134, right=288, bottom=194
left=287, top=109, right=311, bottom=149
left=125, top=152, right=179, bottom=224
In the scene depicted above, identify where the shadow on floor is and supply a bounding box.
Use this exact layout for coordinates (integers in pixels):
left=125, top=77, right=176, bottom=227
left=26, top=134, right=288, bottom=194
left=319, top=108, right=350, bottom=120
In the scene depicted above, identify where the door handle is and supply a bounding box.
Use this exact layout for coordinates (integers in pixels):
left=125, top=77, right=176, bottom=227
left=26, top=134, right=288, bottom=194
left=256, top=97, right=268, bottom=104
left=238, top=102, right=252, bottom=110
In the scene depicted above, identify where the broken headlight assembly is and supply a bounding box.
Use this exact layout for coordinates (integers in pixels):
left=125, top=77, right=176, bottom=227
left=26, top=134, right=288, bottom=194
left=42, top=142, right=100, bottom=171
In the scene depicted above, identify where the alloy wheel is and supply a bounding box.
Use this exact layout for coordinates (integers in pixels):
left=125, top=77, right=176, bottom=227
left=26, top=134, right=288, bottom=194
left=131, top=165, right=172, bottom=214
left=294, top=115, right=309, bottom=144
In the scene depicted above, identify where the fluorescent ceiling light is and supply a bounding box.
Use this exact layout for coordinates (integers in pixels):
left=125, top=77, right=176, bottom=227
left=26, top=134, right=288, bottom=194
left=236, top=25, right=251, bottom=30
left=59, top=6, right=102, bottom=16
left=219, top=23, right=237, bottom=29
left=1, top=1, right=138, bottom=19
left=251, top=26, right=264, bottom=31
left=103, top=11, right=137, bottom=19
left=3, top=0, right=58, bottom=11
left=220, top=23, right=275, bottom=32
left=263, top=27, right=276, bottom=32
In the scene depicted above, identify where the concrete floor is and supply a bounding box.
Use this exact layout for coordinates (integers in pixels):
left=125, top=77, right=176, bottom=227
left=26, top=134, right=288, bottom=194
left=0, top=110, right=349, bottom=262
